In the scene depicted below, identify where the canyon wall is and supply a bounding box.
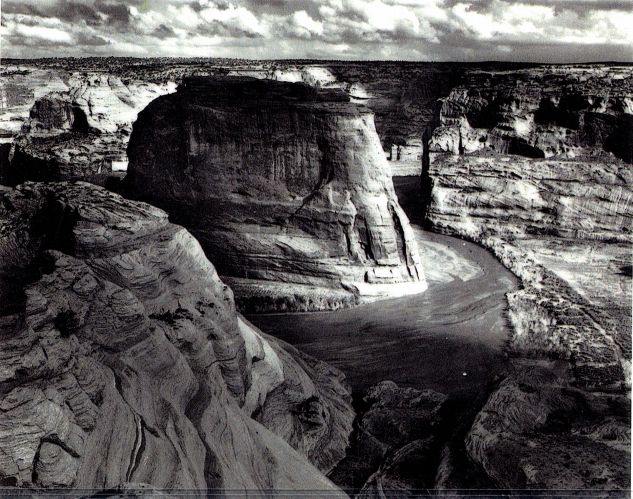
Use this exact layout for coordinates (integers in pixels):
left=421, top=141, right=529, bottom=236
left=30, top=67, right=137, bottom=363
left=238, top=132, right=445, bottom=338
left=430, top=66, right=633, bottom=163
left=428, top=152, right=631, bottom=390
left=1, top=73, right=175, bottom=186
left=423, top=65, right=633, bottom=389
left=423, top=66, right=632, bottom=490
left=126, top=76, right=426, bottom=312
left=0, top=181, right=353, bottom=492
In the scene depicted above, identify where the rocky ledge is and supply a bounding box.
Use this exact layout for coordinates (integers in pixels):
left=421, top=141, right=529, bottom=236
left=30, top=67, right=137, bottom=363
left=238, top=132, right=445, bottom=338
left=0, top=181, right=353, bottom=492
left=428, top=153, right=631, bottom=388
left=125, top=76, right=426, bottom=312
left=426, top=152, right=631, bottom=490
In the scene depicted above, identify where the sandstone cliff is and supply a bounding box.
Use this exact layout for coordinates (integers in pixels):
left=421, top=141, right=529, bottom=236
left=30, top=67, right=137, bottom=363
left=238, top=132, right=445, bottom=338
left=0, top=181, right=353, bottom=492
left=417, top=65, right=633, bottom=491
left=430, top=66, right=633, bottom=163
left=428, top=153, right=631, bottom=389
left=426, top=154, right=632, bottom=488
left=126, top=76, right=426, bottom=312
left=1, top=74, right=175, bottom=186
left=22, top=75, right=176, bottom=136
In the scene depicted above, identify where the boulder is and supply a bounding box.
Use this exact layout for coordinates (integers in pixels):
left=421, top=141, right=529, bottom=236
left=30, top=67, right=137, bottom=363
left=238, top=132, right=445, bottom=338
left=466, top=367, right=630, bottom=490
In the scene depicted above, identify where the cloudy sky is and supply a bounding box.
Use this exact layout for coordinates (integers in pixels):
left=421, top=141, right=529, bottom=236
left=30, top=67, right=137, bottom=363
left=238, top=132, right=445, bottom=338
left=1, top=0, right=632, bottom=61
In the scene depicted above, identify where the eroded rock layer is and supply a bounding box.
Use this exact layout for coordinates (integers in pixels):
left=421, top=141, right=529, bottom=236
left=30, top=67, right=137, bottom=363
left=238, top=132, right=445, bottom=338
left=0, top=181, right=353, bottom=492
left=1, top=74, right=175, bottom=186
left=428, top=153, right=631, bottom=388
left=426, top=153, right=631, bottom=490
left=126, top=76, right=426, bottom=312
left=466, top=366, right=630, bottom=490
left=430, top=66, right=633, bottom=163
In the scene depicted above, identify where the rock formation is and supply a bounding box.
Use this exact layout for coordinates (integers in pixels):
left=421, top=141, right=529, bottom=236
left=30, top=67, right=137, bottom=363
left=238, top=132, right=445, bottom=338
left=22, top=75, right=176, bottom=136
left=1, top=74, right=175, bottom=185
left=126, top=76, right=426, bottom=312
left=466, top=366, right=630, bottom=489
left=430, top=66, right=633, bottom=163
left=428, top=154, right=631, bottom=389
left=329, top=381, right=447, bottom=496
left=0, top=67, right=71, bottom=138
left=423, top=67, right=632, bottom=493
left=0, top=181, right=353, bottom=492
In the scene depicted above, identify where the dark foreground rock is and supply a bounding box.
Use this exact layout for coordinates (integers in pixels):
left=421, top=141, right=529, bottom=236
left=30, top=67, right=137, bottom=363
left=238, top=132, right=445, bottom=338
left=125, top=76, right=426, bottom=312
left=0, top=181, right=353, bottom=492
left=329, top=381, right=447, bottom=496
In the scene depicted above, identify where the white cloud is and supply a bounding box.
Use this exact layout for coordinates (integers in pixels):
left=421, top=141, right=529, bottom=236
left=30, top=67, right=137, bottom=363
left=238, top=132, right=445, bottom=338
left=286, top=10, right=324, bottom=38
left=11, top=22, right=73, bottom=43
left=449, top=0, right=632, bottom=46
left=2, top=0, right=632, bottom=60
left=199, top=3, right=266, bottom=36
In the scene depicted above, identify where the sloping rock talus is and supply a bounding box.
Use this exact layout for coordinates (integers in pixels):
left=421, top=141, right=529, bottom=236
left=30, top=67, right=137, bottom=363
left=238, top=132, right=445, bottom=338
left=0, top=181, right=353, bottom=492
left=126, top=76, right=426, bottom=312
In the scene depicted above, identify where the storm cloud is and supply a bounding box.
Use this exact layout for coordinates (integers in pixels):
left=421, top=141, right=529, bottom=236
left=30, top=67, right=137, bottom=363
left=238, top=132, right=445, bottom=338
left=1, top=0, right=631, bottom=60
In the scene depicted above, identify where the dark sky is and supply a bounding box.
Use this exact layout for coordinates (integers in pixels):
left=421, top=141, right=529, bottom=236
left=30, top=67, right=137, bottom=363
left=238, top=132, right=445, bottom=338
left=1, top=0, right=632, bottom=61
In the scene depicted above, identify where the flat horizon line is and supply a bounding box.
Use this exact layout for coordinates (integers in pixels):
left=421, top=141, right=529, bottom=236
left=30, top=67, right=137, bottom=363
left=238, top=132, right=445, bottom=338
left=2, top=56, right=633, bottom=66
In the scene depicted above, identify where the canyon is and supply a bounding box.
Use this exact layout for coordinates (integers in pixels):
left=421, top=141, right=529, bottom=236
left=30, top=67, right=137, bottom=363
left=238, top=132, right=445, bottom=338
left=0, top=58, right=631, bottom=495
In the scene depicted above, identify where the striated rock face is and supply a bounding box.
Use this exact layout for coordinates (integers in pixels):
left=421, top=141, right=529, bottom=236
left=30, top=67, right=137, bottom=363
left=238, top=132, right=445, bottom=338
left=428, top=154, right=632, bottom=389
left=0, top=67, right=72, bottom=138
left=0, top=181, right=353, bottom=491
left=430, top=66, right=633, bottom=163
left=126, top=76, right=426, bottom=312
left=22, top=75, right=176, bottom=136
left=423, top=68, right=632, bottom=490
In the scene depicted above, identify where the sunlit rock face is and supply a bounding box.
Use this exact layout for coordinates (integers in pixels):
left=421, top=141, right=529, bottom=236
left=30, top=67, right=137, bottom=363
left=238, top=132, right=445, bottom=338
left=430, top=66, right=633, bottom=163
left=126, top=76, right=426, bottom=312
left=0, top=67, right=71, bottom=138
left=430, top=162, right=632, bottom=490
left=0, top=182, right=353, bottom=491
left=1, top=74, right=175, bottom=186
left=428, top=153, right=632, bottom=389
left=22, top=75, right=177, bottom=136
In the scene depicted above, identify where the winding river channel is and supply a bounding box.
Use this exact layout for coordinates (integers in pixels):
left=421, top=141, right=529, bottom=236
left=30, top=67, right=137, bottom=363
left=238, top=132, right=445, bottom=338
left=249, top=180, right=519, bottom=406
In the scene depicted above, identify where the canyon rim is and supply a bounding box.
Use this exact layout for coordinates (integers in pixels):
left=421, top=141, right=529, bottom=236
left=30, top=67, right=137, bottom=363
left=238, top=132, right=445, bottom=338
left=0, top=1, right=632, bottom=497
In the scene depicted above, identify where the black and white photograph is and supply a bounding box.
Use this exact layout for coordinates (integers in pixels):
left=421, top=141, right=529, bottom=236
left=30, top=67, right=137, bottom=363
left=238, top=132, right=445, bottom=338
left=0, top=0, right=631, bottom=496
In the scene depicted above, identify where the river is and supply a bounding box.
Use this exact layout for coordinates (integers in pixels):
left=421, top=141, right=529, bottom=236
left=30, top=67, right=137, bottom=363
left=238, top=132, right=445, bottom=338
left=248, top=178, right=519, bottom=405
